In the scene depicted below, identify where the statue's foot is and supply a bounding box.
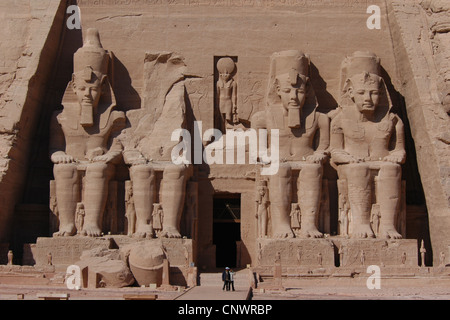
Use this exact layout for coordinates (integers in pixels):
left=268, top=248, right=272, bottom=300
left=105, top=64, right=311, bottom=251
left=53, top=224, right=76, bottom=237
left=272, top=226, right=295, bottom=239
left=378, top=226, right=402, bottom=239
left=159, top=227, right=181, bottom=239
left=133, top=225, right=154, bottom=239
left=81, top=224, right=102, bottom=237
left=298, top=226, right=323, bottom=238
left=351, top=224, right=375, bottom=239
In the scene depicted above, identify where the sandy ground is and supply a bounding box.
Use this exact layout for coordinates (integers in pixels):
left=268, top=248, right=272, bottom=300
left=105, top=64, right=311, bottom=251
left=0, top=267, right=449, bottom=300
left=0, top=277, right=449, bottom=300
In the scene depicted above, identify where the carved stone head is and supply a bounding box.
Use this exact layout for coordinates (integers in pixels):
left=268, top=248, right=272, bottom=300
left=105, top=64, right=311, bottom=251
left=347, top=72, right=382, bottom=115
left=275, top=72, right=308, bottom=114
left=341, top=51, right=392, bottom=118
left=217, top=57, right=235, bottom=82
left=257, top=179, right=268, bottom=196
left=267, top=50, right=315, bottom=128
left=71, top=28, right=110, bottom=127
left=76, top=202, right=85, bottom=213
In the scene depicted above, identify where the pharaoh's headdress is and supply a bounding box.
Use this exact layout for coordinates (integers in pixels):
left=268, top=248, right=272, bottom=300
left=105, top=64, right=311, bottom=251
left=340, top=51, right=392, bottom=112
left=62, top=28, right=116, bottom=128
left=270, top=50, right=310, bottom=89
left=266, top=50, right=318, bottom=128
left=73, top=28, right=110, bottom=79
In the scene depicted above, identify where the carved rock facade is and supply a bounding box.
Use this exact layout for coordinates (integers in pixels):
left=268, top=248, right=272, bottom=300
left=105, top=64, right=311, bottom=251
left=0, top=1, right=448, bottom=286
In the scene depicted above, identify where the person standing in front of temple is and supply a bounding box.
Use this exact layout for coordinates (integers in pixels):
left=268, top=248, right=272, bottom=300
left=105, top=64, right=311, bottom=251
left=229, top=268, right=236, bottom=291
left=222, top=267, right=230, bottom=291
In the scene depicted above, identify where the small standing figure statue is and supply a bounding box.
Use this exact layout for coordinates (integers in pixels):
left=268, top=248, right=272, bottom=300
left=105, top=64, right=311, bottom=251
left=296, top=248, right=302, bottom=264
left=216, top=57, right=238, bottom=131
left=339, top=244, right=345, bottom=267
left=49, top=193, right=59, bottom=234
left=75, top=203, right=85, bottom=235
left=439, top=251, right=446, bottom=267
left=255, top=180, right=269, bottom=238
left=125, top=181, right=136, bottom=236
left=47, top=252, right=53, bottom=266
left=257, top=243, right=263, bottom=263
left=290, top=203, right=301, bottom=233
left=370, top=204, right=381, bottom=236
left=360, top=250, right=365, bottom=266
left=7, top=250, right=13, bottom=266
left=152, top=203, right=163, bottom=236
left=339, top=197, right=350, bottom=237
left=420, top=240, right=427, bottom=267
left=401, top=252, right=407, bottom=265
left=317, top=252, right=323, bottom=266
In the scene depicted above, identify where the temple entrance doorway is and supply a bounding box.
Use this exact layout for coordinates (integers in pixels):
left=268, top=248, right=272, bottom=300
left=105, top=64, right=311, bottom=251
left=213, top=193, right=241, bottom=268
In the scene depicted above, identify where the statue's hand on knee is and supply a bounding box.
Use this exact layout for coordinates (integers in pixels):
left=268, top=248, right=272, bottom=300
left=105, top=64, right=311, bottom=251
left=306, top=151, right=329, bottom=164
left=123, top=150, right=147, bottom=166
left=51, top=152, right=75, bottom=164
left=92, top=152, right=119, bottom=164
left=383, top=152, right=406, bottom=164
left=331, top=151, right=360, bottom=164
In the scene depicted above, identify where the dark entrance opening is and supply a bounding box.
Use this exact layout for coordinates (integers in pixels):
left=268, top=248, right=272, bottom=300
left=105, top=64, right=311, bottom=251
left=213, top=194, right=241, bottom=268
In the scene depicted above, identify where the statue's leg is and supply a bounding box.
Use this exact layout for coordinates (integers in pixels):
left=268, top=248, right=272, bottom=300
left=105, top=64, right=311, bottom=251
left=129, top=164, right=155, bottom=238
left=261, top=207, right=268, bottom=238
left=160, top=164, right=187, bottom=238
left=297, top=163, right=323, bottom=238
left=53, top=164, right=79, bottom=236
left=268, top=163, right=294, bottom=238
left=344, top=163, right=375, bottom=238
left=377, top=163, right=402, bottom=239
left=82, top=163, right=114, bottom=237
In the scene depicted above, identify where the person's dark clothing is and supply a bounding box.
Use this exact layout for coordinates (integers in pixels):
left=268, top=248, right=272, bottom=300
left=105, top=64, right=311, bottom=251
left=222, top=270, right=230, bottom=291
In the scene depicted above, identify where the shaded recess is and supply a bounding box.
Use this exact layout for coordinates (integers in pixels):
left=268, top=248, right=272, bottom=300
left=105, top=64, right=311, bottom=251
left=213, top=194, right=241, bottom=268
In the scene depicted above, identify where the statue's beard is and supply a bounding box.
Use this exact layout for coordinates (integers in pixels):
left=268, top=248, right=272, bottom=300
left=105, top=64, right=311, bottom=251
left=287, top=105, right=302, bottom=129
left=80, top=102, right=94, bottom=127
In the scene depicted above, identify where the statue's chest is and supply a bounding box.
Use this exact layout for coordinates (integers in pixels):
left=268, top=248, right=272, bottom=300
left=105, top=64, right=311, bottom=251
left=342, top=119, right=393, bottom=143
left=59, top=115, right=111, bottom=139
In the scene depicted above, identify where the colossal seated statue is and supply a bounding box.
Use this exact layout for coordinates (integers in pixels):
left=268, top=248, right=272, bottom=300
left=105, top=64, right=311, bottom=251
left=49, top=28, right=126, bottom=237
left=252, top=50, right=330, bottom=239
left=330, top=51, right=406, bottom=239
left=120, top=52, right=192, bottom=239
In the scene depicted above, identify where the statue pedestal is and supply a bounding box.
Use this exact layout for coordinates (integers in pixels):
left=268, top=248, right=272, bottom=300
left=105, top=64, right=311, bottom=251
left=256, top=238, right=335, bottom=267
left=106, top=235, right=195, bottom=267
left=332, top=238, right=418, bottom=267
left=33, top=236, right=195, bottom=267
left=32, top=236, right=195, bottom=287
left=34, top=237, right=113, bottom=267
left=255, top=238, right=418, bottom=268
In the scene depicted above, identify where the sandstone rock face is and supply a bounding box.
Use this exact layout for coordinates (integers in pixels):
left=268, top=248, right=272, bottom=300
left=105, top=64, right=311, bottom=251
left=0, top=1, right=67, bottom=242
left=0, top=0, right=448, bottom=271
left=388, top=0, right=450, bottom=264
